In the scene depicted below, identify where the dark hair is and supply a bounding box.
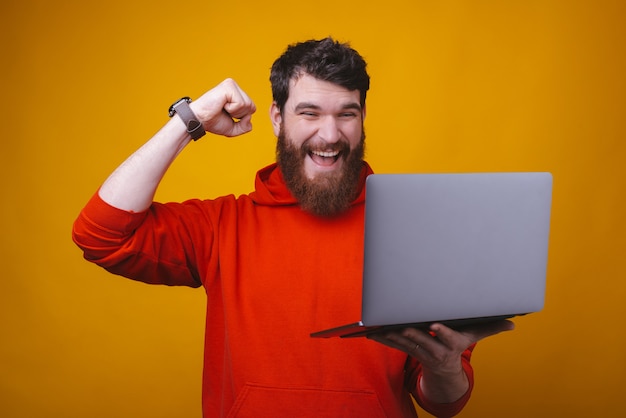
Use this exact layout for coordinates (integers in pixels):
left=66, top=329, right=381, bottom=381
left=270, top=37, right=370, bottom=113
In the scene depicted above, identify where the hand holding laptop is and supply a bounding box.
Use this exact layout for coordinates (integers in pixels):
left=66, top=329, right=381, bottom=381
left=367, top=319, right=515, bottom=403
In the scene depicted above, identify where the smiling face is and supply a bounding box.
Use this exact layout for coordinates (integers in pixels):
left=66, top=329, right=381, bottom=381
left=271, top=73, right=366, bottom=216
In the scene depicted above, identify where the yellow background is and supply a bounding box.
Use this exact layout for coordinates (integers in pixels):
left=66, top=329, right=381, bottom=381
left=1, top=0, right=624, bottom=417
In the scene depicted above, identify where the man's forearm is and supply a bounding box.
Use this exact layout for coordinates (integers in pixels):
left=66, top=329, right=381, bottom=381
left=98, top=117, right=191, bottom=212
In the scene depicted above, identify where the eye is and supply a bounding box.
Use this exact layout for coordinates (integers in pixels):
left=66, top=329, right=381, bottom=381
left=299, top=111, right=319, bottom=118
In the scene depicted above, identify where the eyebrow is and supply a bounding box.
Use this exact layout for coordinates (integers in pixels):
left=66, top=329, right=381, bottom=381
left=294, top=102, right=362, bottom=112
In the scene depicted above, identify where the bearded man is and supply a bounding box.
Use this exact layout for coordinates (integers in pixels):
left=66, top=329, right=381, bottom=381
left=73, top=38, right=512, bottom=418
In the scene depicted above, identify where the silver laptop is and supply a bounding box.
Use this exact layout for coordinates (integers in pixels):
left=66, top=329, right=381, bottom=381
left=311, top=172, right=553, bottom=338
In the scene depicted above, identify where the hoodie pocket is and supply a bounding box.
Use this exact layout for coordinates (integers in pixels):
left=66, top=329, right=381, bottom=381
left=227, top=382, right=388, bottom=418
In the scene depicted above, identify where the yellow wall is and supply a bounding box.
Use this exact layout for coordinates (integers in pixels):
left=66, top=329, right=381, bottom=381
left=1, top=0, right=624, bottom=416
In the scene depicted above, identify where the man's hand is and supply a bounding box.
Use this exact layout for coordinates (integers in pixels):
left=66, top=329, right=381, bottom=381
left=367, top=320, right=514, bottom=403
left=190, top=78, right=257, bottom=138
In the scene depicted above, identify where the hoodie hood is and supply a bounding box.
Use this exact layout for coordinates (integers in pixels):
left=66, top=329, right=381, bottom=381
left=249, top=162, right=374, bottom=207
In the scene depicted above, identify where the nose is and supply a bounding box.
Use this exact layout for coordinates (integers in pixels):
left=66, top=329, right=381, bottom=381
left=317, top=115, right=341, bottom=144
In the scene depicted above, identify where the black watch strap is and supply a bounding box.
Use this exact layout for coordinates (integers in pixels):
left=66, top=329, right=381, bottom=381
left=168, top=97, right=206, bottom=141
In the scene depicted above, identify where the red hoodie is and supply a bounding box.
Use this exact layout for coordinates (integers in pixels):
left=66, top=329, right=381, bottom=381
left=72, top=162, right=473, bottom=417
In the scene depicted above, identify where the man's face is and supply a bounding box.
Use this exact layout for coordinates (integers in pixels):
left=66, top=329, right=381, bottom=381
left=271, top=73, right=366, bottom=217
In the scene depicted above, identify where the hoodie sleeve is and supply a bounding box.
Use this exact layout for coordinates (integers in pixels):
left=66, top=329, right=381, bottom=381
left=72, top=191, right=214, bottom=287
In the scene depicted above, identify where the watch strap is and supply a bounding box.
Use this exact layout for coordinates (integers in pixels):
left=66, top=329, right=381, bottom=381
left=169, top=97, right=206, bottom=141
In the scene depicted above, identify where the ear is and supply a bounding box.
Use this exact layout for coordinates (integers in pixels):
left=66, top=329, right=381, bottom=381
left=362, top=103, right=366, bottom=121
left=269, top=102, right=282, bottom=137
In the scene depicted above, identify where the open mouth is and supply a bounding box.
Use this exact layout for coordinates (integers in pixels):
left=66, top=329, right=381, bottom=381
left=309, top=149, right=341, bottom=166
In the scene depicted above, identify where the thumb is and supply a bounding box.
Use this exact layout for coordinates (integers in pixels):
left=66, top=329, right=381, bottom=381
left=226, top=114, right=253, bottom=137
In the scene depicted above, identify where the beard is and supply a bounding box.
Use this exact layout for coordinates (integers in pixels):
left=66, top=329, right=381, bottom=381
left=276, top=126, right=365, bottom=217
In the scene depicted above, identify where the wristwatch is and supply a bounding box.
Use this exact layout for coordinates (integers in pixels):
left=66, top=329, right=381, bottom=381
left=168, top=97, right=206, bottom=141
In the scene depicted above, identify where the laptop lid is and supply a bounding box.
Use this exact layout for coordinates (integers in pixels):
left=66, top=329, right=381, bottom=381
left=360, top=172, right=553, bottom=327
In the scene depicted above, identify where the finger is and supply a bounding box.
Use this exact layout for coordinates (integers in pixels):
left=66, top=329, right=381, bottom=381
left=398, top=327, right=440, bottom=354
left=237, top=113, right=253, bottom=132
left=226, top=113, right=253, bottom=137
left=432, top=320, right=515, bottom=347
left=368, top=329, right=427, bottom=356
left=223, top=97, right=256, bottom=121
left=426, top=323, right=468, bottom=351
